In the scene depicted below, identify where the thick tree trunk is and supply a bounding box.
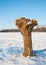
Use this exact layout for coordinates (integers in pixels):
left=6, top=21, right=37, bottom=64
left=23, top=33, right=33, bottom=56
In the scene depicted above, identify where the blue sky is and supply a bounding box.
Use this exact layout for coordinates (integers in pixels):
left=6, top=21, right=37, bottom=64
left=0, top=0, right=46, bottom=29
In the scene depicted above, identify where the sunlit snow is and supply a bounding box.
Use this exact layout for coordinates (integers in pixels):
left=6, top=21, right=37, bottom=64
left=0, top=32, right=46, bottom=65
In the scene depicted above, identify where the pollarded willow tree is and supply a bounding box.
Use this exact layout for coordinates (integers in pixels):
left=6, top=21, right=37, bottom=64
left=15, top=17, right=38, bottom=57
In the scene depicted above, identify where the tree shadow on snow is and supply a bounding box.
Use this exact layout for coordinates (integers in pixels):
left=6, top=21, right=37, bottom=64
left=33, top=49, right=46, bottom=57
left=7, top=47, right=46, bottom=58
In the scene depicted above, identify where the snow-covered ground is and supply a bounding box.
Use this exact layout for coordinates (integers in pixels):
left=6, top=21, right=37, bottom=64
left=0, top=32, right=46, bottom=65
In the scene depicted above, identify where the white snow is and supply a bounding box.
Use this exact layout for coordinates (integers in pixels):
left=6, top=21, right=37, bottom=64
left=0, top=32, right=46, bottom=65
left=27, top=21, right=31, bottom=25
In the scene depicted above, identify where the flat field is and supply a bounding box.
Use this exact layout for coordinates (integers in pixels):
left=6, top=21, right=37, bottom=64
left=0, top=32, right=46, bottom=65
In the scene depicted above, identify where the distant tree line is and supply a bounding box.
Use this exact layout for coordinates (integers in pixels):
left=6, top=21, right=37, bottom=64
left=0, top=29, right=19, bottom=32
left=0, top=27, right=46, bottom=32
left=33, top=27, right=46, bottom=32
